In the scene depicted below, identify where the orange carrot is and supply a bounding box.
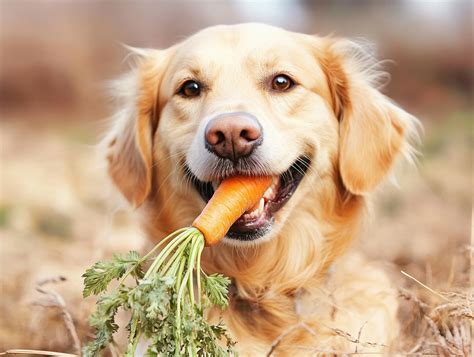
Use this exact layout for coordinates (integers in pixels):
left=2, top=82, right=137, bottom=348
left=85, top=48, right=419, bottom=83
left=192, top=176, right=272, bottom=246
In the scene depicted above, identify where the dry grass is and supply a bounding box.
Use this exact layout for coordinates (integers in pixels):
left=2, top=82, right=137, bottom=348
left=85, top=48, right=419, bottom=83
left=264, top=264, right=472, bottom=356
left=398, top=286, right=472, bottom=355
left=32, top=276, right=82, bottom=355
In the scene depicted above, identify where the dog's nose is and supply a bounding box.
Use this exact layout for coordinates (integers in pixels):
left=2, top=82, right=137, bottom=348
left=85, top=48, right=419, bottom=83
left=205, top=113, right=262, bottom=162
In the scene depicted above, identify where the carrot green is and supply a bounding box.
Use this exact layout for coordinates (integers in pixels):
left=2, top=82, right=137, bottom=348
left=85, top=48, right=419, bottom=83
left=82, top=175, right=271, bottom=356
left=82, top=228, right=235, bottom=356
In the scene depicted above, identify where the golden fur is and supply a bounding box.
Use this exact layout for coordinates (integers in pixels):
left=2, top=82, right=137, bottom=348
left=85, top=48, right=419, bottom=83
left=103, top=24, right=419, bottom=355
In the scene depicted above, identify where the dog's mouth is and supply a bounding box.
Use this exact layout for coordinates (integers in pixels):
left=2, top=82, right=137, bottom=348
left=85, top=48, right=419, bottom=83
left=186, top=156, right=311, bottom=241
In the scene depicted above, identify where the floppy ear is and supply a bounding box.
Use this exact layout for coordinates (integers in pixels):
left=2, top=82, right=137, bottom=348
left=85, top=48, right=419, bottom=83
left=103, top=49, right=169, bottom=207
left=320, top=39, right=419, bottom=194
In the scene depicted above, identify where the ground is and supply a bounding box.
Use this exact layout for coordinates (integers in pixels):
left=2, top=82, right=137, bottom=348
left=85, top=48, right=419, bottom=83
left=0, top=112, right=471, bottom=355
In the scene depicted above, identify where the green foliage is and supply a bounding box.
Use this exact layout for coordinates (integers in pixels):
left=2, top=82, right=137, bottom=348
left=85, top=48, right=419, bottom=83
left=83, top=287, right=129, bottom=356
left=82, top=229, right=236, bottom=357
left=82, top=251, right=143, bottom=298
left=204, top=274, right=231, bottom=308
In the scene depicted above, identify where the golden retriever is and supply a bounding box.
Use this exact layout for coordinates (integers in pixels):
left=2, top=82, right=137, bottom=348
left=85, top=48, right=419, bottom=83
left=102, top=23, right=419, bottom=355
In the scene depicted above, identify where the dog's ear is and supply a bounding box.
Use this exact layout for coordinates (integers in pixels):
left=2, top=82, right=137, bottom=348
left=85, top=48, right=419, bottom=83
left=103, top=49, right=169, bottom=207
left=319, top=38, right=418, bottom=194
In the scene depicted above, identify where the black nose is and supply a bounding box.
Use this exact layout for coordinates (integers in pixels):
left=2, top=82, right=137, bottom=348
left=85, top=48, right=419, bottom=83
left=204, top=112, right=263, bottom=162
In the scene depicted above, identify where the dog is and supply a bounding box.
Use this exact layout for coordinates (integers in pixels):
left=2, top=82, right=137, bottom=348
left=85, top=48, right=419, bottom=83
left=102, top=23, right=419, bottom=355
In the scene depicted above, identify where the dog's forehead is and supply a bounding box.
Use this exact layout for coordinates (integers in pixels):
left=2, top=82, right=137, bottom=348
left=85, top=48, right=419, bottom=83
left=185, top=23, right=292, bottom=44
left=173, top=23, right=311, bottom=67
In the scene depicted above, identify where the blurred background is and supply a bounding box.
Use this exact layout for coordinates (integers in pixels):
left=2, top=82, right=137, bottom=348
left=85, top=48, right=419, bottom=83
left=1, top=0, right=472, bottom=354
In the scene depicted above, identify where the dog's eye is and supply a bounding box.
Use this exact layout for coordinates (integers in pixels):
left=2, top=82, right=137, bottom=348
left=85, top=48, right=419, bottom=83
left=179, top=80, right=201, bottom=97
left=271, top=74, right=294, bottom=92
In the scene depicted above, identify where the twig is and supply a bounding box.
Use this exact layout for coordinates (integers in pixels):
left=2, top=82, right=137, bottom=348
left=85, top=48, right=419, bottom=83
left=0, top=349, right=77, bottom=356
left=424, top=315, right=463, bottom=355
left=401, top=270, right=450, bottom=302
left=407, top=338, right=424, bottom=354
left=399, top=287, right=430, bottom=312
left=266, top=320, right=385, bottom=356
left=329, top=327, right=385, bottom=348
left=291, top=345, right=442, bottom=355
left=354, top=320, right=368, bottom=353
left=266, top=321, right=316, bottom=356
left=32, top=276, right=81, bottom=355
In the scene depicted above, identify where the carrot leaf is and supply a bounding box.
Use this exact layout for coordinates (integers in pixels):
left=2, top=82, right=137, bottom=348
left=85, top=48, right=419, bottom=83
left=83, top=286, right=129, bottom=356
left=82, top=251, right=143, bottom=297
left=204, top=274, right=231, bottom=308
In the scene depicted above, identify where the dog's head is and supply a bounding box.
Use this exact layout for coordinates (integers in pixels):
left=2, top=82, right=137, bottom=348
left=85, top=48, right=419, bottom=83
left=104, top=24, right=418, bottom=248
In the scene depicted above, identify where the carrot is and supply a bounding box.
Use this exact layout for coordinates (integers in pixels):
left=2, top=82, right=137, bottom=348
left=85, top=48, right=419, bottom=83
left=192, top=175, right=272, bottom=246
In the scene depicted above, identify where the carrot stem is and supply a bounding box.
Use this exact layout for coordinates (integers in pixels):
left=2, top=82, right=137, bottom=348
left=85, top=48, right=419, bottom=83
left=196, top=238, right=204, bottom=308
left=161, top=234, right=194, bottom=275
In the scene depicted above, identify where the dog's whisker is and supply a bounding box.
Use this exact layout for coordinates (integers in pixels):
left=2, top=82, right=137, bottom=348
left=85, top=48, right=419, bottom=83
left=151, top=149, right=190, bottom=169
left=180, top=163, right=196, bottom=197
left=152, top=168, right=176, bottom=201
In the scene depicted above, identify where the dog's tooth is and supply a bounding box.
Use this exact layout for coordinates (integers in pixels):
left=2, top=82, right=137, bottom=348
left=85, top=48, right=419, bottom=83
left=242, top=198, right=265, bottom=221
left=263, top=187, right=271, bottom=198
left=264, top=185, right=278, bottom=200
left=252, top=199, right=262, bottom=217
left=247, top=200, right=260, bottom=213
left=263, top=176, right=280, bottom=200
left=258, top=197, right=264, bottom=213
left=272, top=177, right=280, bottom=191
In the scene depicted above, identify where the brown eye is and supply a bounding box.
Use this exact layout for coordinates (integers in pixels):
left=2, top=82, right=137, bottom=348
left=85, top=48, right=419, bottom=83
left=271, top=74, right=294, bottom=92
left=179, top=80, right=201, bottom=97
